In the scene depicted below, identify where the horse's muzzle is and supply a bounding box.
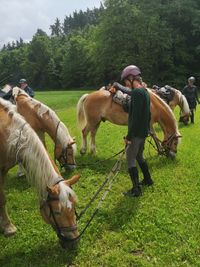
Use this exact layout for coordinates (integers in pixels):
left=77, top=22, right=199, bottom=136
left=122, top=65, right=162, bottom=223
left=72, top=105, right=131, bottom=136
left=168, top=151, right=176, bottom=158
left=59, top=234, right=80, bottom=249
left=64, top=164, right=76, bottom=171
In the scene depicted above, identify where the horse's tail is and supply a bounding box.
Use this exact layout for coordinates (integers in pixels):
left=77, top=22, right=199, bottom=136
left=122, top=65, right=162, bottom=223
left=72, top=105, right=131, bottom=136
left=77, top=94, right=88, bottom=129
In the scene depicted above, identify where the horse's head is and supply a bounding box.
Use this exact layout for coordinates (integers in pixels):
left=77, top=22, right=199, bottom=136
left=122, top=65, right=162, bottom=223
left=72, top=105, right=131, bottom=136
left=162, top=133, right=182, bottom=158
left=55, top=138, right=76, bottom=171
left=179, top=114, right=190, bottom=125
left=40, top=174, right=80, bottom=249
left=179, top=94, right=190, bottom=125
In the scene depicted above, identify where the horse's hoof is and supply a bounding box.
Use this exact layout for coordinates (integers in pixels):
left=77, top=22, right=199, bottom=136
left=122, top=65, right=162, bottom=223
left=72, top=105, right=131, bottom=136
left=3, top=223, right=17, bottom=236
left=80, top=149, right=86, bottom=155
left=90, top=150, right=96, bottom=154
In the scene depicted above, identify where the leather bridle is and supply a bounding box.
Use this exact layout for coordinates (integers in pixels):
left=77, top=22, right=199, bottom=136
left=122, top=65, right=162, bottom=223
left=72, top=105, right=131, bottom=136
left=161, top=133, right=181, bottom=153
left=40, top=180, right=78, bottom=243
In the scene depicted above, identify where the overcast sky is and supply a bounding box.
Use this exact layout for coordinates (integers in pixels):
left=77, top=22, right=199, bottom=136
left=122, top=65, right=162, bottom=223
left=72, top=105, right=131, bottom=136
left=0, top=0, right=103, bottom=47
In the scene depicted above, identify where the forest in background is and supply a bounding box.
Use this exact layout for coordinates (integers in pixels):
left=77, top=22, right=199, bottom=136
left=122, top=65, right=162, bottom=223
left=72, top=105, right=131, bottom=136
left=0, top=0, right=200, bottom=90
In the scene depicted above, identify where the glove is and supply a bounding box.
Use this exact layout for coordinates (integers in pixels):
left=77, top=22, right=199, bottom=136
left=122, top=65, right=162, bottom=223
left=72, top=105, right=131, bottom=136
left=109, top=86, right=116, bottom=93
left=123, top=136, right=131, bottom=145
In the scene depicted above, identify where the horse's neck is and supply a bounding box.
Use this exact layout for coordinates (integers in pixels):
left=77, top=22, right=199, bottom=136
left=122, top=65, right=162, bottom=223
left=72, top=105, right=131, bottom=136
left=151, top=92, right=178, bottom=138
left=159, top=109, right=177, bottom=139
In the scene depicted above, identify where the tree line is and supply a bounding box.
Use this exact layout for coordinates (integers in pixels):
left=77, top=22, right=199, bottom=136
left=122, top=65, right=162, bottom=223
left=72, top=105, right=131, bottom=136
left=0, top=0, right=200, bottom=90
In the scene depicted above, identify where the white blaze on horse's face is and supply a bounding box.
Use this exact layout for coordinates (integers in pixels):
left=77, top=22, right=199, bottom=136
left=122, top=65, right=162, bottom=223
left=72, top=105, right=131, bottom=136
left=40, top=175, right=80, bottom=248
left=169, top=136, right=181, bottom=156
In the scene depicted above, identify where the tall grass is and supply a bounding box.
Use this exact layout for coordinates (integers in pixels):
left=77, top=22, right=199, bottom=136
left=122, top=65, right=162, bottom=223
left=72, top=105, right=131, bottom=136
left=0, top=91, right=200, bottom=267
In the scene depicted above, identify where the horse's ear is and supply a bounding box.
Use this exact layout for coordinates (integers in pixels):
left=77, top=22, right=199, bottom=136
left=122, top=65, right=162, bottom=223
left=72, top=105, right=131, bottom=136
left=65, top=174, right=81, bottom=186
left=69, top=140, right=76, bottom=146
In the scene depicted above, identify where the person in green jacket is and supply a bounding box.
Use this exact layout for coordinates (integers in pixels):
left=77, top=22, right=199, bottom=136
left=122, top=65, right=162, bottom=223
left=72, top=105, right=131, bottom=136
left=111, top=65, right=153, bottom=197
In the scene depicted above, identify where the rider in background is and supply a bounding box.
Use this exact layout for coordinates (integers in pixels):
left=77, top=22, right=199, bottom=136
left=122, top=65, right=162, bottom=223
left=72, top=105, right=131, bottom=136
left=182, top=76, right=199, bottom=124
left=19, top=78, right=34, bottom=98
left=110, top=65, right=153, bottom=197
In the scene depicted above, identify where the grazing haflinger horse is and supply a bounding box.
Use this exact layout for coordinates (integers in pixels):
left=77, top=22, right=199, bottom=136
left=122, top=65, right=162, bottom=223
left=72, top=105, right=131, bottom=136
left=11, top=86, right=76, bottom=170
left=77, top=89, right=181, bottom=157
left=152, top=85, right=190, bottom=125
left=0, top=98, right=80, bottom=248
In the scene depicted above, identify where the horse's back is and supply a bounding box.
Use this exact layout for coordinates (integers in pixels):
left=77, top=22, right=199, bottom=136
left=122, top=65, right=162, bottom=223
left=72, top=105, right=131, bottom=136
left=83, top=90, right=128, bottom=125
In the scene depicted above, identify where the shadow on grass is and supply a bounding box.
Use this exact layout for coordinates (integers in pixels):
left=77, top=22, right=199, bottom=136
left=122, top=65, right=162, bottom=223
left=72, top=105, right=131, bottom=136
left=0, top=240, right=79, bottom=267
left=5, top=174, right=30, bottom=192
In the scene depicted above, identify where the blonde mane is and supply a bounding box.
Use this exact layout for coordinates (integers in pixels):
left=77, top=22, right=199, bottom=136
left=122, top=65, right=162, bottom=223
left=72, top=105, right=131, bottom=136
left=13, top=87, right=76, bottom=151
left=178, top=92, right=190, bottom=116
left=0, top=98, right=75, bottom=206
left=148, top=89, right=180, bottom=136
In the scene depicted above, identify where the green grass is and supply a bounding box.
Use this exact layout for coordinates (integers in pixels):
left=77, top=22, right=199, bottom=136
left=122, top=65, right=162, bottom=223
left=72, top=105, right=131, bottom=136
left=1, top=90, right=200, bottom=267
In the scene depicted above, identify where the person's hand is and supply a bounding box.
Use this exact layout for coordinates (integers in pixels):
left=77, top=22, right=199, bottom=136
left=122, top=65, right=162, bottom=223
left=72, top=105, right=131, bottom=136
left=109, top=86, right=116, bottom=93
left=123, top=137, right=131, bottom=145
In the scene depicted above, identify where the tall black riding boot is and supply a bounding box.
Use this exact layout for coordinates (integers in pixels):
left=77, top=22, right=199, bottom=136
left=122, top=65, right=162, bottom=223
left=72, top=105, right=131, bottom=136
left=123, top=167, right=142, bottom=197
left=138, top=161, right=153, bottom=186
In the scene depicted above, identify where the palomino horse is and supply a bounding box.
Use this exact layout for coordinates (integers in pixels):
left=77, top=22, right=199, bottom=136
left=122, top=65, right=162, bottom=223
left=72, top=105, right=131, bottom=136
left=77, top=89, right=181, bottom=157
left=11, top=86, right=76, bottom=170
left=152, top=86, right=190, bottom=124
left=0, top=98, right=80, bottom=248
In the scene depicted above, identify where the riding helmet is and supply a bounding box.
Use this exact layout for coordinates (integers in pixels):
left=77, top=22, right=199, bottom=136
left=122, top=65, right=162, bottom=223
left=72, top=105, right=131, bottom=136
left=121, top=65, right=141, bottom=81
left=188, top=76, right=195, bottom=83
left=19, top=78, right=27, bottom=84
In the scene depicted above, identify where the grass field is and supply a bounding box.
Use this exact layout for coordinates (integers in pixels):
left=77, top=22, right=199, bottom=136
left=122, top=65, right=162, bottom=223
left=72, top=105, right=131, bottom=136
left=1, top=90, right=200, bottom=267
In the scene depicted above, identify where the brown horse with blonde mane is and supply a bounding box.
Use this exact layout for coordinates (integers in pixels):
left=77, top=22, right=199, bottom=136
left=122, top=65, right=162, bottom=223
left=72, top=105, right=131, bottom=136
left=77, top=89, right=181, bottom=157
left=11, top=86, right=76, bottom=170
left=0, top=98, right=80, bottom=248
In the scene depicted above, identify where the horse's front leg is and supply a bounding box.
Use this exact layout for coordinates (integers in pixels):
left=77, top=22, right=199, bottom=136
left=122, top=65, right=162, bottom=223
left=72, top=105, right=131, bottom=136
left=80, top=126, right=90, bottom=155
left=0, top=172, right=17, bottom=236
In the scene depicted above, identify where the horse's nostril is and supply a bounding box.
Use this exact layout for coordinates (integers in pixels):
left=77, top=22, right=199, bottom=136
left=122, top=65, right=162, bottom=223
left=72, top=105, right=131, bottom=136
left=65, top=165, right=76, bottom=171
left=59, top=238, right=79, bottom=250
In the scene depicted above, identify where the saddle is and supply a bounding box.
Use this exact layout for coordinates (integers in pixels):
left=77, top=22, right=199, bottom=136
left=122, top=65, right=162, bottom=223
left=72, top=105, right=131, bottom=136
left=156, top=85, right=175, bottom=104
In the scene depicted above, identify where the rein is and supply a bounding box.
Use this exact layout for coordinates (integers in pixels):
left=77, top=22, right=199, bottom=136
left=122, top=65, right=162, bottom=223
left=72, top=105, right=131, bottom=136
left=148, top=132, right=178, bottom=156
left=77, top=148, right=125, bottom=168
left=71, top=148, right=126, bottom=242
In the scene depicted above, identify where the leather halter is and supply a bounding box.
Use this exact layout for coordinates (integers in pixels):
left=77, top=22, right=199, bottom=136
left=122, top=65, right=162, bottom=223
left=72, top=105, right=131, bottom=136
left=40, top=179, right=78, bottom=243
left=161, top=133, right=181, bottom=152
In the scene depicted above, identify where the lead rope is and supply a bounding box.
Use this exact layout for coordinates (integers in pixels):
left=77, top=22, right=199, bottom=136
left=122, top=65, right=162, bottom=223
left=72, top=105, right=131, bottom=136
left=70, top=148, right=126, bottom=242
left=77, top=148, right=125, bottom=168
